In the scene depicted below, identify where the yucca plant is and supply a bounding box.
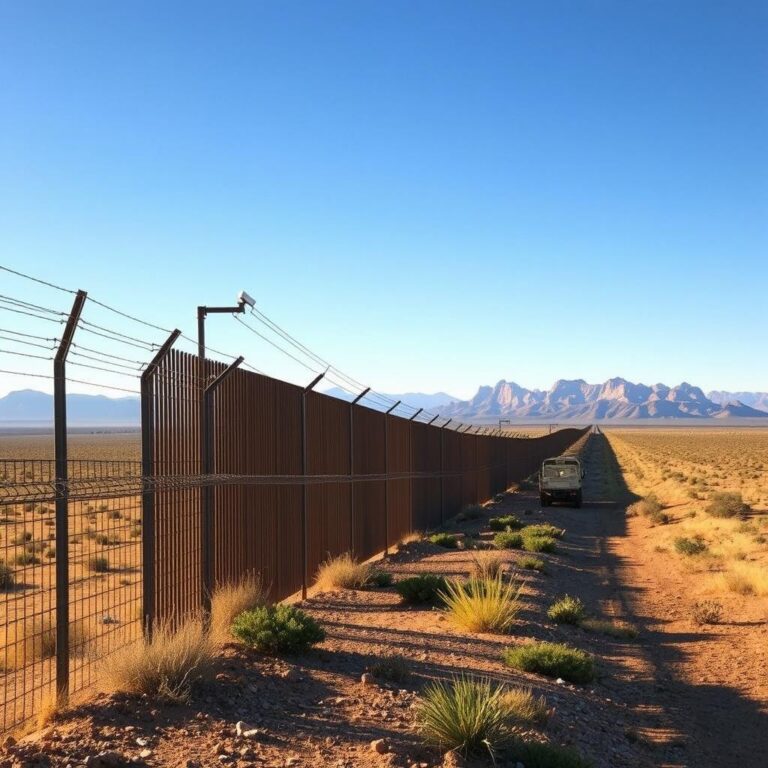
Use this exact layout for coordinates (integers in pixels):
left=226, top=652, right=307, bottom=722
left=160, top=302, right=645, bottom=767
left=417, top=675, right=511, bottom=757
left=440, top=574, right=524, bottom=633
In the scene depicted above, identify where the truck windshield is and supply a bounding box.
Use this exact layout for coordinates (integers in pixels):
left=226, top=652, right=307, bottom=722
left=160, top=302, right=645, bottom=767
left=543, top=463, right=579, bottom=479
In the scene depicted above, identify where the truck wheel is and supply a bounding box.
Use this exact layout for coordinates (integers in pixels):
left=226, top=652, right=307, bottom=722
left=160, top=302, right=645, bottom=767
left=540, top=494, right=549, bottom=507
left=573, top=492, right=582, bottom=509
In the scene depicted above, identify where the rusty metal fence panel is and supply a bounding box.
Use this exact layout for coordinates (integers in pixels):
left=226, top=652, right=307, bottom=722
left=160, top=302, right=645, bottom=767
left=1, top=340, right=589, bottom=737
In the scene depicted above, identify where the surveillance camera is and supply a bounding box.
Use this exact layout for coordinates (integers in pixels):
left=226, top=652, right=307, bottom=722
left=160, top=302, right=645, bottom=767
left=238, top=290, right=256, bottom=308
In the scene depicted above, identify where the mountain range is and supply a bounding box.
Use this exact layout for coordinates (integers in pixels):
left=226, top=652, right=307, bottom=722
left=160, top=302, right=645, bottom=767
left=0, top=390, right=140, bottom=425
left=1, top=381, right=767, bottom=424
left=440, top=378, right=768, bottom=420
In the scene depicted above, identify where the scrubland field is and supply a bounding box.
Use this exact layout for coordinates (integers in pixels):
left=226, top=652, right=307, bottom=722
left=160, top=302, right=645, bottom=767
left=606, top=428, right=768, bottom=600
left=0, top=433, right=143, bottom=730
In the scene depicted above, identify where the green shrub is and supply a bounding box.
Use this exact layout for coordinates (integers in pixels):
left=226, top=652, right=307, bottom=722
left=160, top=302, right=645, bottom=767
left=0, top=562, right=15, bottom=590
left=429, top=533, right=458, bottom=549
left=518, top=556, right=546, bottom=572
left=12, top=531, right=33, bottom=545
left=627, top=494, right=662, bottom=518
left=417, top=675, right=510, bottom=756
left=494, top=531, right=523, bottom=549
left=395, top=574, right=448, bottom=604
left=706, top=492, right=750, bottom=519
left=463, top=504, right=484, bottom=519
left=524, top=524, right=563, bottom=538
left=44, top=546, right=56, bottom=560
left=89, top=556, right=109, bottom=573
left=365, top=570, right=394, bottom=588
left=580, top=618, right=638, bottom=639
left=369, top=653, right=410, bottom=682
left=522, top=531, right=557, bottom=553
left=502, top=642, right=594, bottom=683
left=232, top=604, right=325, bottom=654
left=510, top=740, right=592, bottom=768
left=489, top=515, right=523, bottom=531
left=674, top=537, right=708, bottom=556
left=14, top=552, right=40, bottom=566
left=649, top=510, right=671, bottom=525
left=547, top=595, right=586, bottom=625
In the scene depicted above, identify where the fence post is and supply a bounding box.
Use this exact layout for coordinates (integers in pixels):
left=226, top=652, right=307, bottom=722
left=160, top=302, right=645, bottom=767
left=140, top=329, right=181, bottom=638
left=201, top=356, right=243, bottom=623
left=407, top=409, right=423, bottom=533
left=301, top=372, right=325, bottom=600
left=439, top=419, right=452, bottom=522
left=383, top=401, right=400, bottom=553
left=349, top=388, right=370, bottom=555
left=54, top=289, right=86, bottom=703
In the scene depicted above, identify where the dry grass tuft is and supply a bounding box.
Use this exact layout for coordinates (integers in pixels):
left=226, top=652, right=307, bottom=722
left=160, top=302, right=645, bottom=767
left=469, top=550, right=505, bottom=580
left=717, top=561, right=768, bottom=596
left=692, top=600, right=723, bottom=625
left=1, top=616, right=91, bottom=669
left=101, top=618, right=215, bottom=703
left=37, top=690, right=65, bottom=729
left=398, top=531, right=422, bottom=547
left=210, top=574, right=265, bottom=643
left=314, top=552, right=372, bottom=591
left=440, top=575, right=523, bottom=633
left=580, top=618, right=638, bottom=639
left=502, top=687, right=549, bottom=725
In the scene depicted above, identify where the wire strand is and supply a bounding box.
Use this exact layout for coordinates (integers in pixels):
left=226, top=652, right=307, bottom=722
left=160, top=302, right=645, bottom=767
left=0, top=264, right=76, bottom=294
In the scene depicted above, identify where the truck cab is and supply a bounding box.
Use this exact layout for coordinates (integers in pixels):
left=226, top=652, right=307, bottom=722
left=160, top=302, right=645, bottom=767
left=539, top=456, right=585, bottom=508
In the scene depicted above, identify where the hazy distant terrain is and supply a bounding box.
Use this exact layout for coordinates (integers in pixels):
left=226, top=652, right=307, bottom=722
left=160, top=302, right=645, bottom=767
left=441, top=378, right=768, bottom=421
left=3, top=380, right=768, bottom=426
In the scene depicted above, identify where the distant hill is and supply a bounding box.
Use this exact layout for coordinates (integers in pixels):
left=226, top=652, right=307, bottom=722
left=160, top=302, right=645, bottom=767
left=0, top=390, right=140, bottom=425
left=708, top=391, right=768, bottom=413
left=441, top=378, right=768, bottom=421
left=3, top=381, right=766, bottom=425
left=321, top=387, right=457, bottom=412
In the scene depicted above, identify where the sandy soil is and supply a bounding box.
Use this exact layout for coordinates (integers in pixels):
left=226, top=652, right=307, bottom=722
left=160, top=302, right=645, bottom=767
left=3, top=433, right=767, bottom=767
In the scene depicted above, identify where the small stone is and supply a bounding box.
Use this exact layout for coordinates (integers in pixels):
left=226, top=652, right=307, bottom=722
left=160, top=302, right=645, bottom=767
left=370, top=739, right=389, bottom=754
left=556, top=678, right=565, bottom=685
left=360, top=673, right=375, bottom=685
left=2, top=735, right=16, bottom=749
left=135, top=738, right=149, bottom=747
left=235, top=721, right=251, bottom=737
left=139, top=750, right=152, bottom=759
left=83, top=752, right=127, bottom=768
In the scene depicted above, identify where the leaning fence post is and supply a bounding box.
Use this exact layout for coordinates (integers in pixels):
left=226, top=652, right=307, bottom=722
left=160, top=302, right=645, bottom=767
left=54, top=289, right=86, bottom=703
left=140, top=329, right=181, bottom=638
left=201, top=356, right=243, bottom=624
left=301, top=371, right=325, bottom=600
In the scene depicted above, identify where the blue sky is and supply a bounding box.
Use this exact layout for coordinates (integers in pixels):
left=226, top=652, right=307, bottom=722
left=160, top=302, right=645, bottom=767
left=1, top=1, right=766, bottom=400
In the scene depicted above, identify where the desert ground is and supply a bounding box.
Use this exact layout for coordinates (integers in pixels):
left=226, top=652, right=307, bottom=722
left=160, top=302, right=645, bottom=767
left=0, top=428, right=767, bottom=767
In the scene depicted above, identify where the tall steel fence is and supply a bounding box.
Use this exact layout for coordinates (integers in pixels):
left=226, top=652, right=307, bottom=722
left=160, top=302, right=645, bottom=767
left=145, top=349, right=589, bottom=620
left=0, top=344, right=588, bottom=735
